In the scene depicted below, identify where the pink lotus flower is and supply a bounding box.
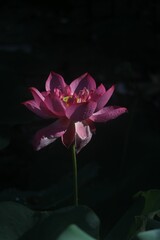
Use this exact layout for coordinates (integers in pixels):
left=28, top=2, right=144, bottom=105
left=23, top=72, right=127, bottom=153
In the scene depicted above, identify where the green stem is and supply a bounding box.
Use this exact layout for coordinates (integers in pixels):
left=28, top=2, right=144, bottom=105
left=72, top=144, right=78, bottom=206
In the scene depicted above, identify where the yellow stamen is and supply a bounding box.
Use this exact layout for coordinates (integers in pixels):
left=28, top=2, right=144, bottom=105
left=76, top=98, right=81, bottom=103
left=63, top=96, right=70, bottom=102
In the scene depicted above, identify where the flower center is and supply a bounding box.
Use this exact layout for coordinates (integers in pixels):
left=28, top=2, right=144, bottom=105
left=63, top=96, right=72, bottom=103
left=62, top=87, right=92, bottom=106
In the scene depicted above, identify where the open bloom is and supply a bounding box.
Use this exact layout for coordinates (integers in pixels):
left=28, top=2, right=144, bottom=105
left=23, top=72, right=127, bottom=153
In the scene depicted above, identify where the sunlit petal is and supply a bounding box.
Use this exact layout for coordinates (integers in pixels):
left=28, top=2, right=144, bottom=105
left=75, top=122, right=92, bottom=153
left=70, top=73, right=96, bottom=94
left=90, top=106, right=127, bottom=122
left=33, top=118, right=70, bottom=150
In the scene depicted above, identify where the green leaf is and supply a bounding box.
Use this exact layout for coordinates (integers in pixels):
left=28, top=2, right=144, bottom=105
left=0, top=201, right=49, bottom=240
left=135, top=189, right=160, bottom=215
left=0, top=201, right=100, bottom=240
left=104, top=189, right=160, bottom=240
left=21, top=205, right=100, bottom=240
left=132, top=229, right=160, bottom=240
left=104, top=197, right=144, bottom=240
left=134, top=213, right=160, bottom=232
left=57, top=224, right=96, bottom=240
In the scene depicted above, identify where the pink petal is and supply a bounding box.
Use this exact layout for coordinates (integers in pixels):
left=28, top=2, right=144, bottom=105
left=84, top=119, right=96, bottom=133
left=44, top=94, right=66, bottom=117
left=41, top=91, right=49, bottom=97
left=63, top=85, right=72, bottom=96
left=29, top=88, right=57, bottom=118
left=61, top=122, right=75, bottom=148
left=22, top=100, right=51, bottom=119
left=92, top=84, right=106, bottom=101
left=45, top=71, right=67, bottom=92
left=66, top=101, right=97, bottom=122
left=33, top=118, right=70, bottom=150
left=40, top=101, right=58, bottom=118
left=90, top=106, right=127, bottom=122
left=29, top=87, right=45, bottom=105
left=70, top=73, right=96, bottom=94
left=95, top=85, right=115, bottom=111
left=28, top=88, right=56, bottom=118
left=75, top=122, right=92, bottom=153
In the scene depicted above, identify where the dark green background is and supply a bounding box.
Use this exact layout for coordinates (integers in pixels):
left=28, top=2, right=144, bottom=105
left=0, top=0, right=159, bottom=236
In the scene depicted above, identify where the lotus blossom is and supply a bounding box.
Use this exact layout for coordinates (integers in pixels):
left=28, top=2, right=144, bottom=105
left=23, top=72, right=127, bottom=153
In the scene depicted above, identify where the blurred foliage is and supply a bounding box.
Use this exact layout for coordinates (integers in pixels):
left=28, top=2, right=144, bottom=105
left=0, top=0, right=160, bottom=239
left=0, top=202, right=99, bottom=240
left=104, top=190, right=160, bottom=240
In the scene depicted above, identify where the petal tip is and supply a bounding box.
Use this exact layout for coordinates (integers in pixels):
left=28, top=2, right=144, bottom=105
left=122, top=107, right=128, bottom=113
left=111, top=84, right=115, bottom=91
left=28, top=87, right=35, bottom=92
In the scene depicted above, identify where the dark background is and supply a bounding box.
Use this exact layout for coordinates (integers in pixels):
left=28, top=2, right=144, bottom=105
left=0, top=0, right=159, bottom=236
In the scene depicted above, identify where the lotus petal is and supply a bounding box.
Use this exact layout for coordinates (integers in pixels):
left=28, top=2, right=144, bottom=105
left=29, top=87, right=45, bottom=105
left=33, top=118, right=70, bottom=150
left=22, top=100, right=51, bottom=119
left=95, top=85, right=115, bottom=111
left=61, top=122, right=75, bottom=148
left=75, top=122, right=92, bottom=153
left=90, top=106, right=127, bottom=122
left=70, top=73, right=96, bottom=94
left=66, top=101, right=97, bottom=122
left=45, top=71, right=67, bottom=92
left=44, top=94, right=66, bottom=117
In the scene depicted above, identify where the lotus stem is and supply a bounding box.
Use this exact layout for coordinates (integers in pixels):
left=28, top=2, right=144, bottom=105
left=72, top=144, right=78, bottom=206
